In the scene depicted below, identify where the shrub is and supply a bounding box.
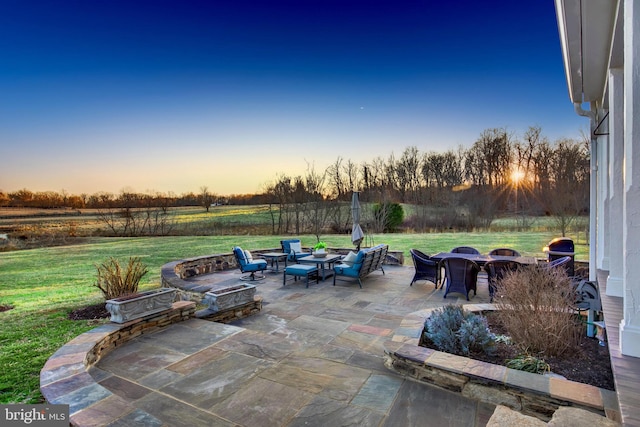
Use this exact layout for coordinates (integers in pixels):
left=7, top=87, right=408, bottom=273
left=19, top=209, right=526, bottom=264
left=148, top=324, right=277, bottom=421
left=493, top=264, right=583, bottom=357
left=94, top=257, right=149, bottom=300
left=372, top=202, right=404, bottom=232
left=423, top=305, right=496, bottom=356
left=506, top=353, right=550, bottom=374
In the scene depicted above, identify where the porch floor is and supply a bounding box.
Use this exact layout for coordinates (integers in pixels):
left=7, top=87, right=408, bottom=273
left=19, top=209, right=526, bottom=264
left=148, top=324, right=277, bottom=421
left=597, top=269, right=640, bottom=426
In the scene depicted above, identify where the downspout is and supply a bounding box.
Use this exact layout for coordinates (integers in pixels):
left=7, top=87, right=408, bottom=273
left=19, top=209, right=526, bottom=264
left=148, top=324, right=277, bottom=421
left=574, top=102, right=597, bottom=281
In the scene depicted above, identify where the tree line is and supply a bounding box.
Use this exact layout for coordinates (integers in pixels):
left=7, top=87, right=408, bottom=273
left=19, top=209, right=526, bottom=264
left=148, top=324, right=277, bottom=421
left=1, top=126, right=589, bottom=236
left=263, top=126, right=589, bottom=236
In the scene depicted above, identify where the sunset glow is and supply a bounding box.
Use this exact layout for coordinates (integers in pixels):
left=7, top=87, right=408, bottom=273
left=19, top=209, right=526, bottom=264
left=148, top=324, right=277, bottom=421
left=0, top=2, right=584, bottom=196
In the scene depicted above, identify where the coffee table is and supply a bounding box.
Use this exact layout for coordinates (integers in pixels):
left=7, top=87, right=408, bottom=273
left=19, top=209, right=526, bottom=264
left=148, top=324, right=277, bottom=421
left=261, top=252, right=288, bottom=273
left=297, top=254, right=343, bottom=281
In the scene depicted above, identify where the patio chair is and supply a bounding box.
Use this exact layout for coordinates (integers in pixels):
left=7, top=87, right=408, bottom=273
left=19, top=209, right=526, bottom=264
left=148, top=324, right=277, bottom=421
left=280, top=239, right=311, bottom=262
left=545, top=256, right=572, bottom=271
left=484, top=260, right=521, bottom=302
left=409, top=249, right=441, bottom=288
left=450, top=246, right=480, bottom=254
left=232, top=246, right=267, bottom=281
left=488, top=248, right=521, bottom=257
left=442, top=257, right=480, bottom=300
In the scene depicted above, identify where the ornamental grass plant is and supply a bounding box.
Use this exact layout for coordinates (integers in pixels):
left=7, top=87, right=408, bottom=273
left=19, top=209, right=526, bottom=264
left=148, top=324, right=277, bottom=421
left=94, top=256, right=149, bottom=300
left=493, top=264, right=583, bottom=357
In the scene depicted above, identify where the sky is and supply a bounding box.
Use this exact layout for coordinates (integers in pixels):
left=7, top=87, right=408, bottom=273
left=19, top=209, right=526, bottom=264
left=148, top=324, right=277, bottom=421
left=0, top=0, right=585, bottom=196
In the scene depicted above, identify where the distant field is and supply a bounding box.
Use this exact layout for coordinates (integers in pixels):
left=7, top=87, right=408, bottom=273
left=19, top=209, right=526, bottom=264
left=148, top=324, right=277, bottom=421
left=0, top=204, right=588, bottom=236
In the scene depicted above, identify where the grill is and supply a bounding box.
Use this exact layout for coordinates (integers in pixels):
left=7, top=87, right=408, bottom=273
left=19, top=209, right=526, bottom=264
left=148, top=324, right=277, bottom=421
left=573, top=279, right=602, bottom=338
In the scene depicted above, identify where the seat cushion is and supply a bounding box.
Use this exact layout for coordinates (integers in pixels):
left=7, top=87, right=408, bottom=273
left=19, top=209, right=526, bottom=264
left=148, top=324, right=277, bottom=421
left=243, top=259, right=267, bottom=272
left=334, top=263, right=359, bottom=277
left=285, top=264, right=317, bottom=276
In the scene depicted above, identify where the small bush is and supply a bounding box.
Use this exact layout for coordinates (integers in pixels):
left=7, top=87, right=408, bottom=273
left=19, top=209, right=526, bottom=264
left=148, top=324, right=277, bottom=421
left=372, top=202, right=404, bottom=232
left=506, top=353, right=550, bottom=374
left=424, top=305, right=496, bottom=356
left=94, top=257, right=149, bottom=300
left=493, top=264, right=583, bottom=357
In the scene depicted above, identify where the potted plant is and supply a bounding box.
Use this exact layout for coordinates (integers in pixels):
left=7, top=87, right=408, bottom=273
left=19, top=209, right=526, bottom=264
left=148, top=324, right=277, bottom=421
left=313, top=241, right=327, bottom=258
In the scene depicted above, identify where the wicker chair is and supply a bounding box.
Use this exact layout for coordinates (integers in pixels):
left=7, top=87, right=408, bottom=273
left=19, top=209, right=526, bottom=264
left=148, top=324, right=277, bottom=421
left=488, top=248, right=521, bottom=257
left=484, top=260, right=521, bottom=302
left=450, top=246, right=480, bottom=255
left=409, top=249, right=441, bottom=288
left=442, top=257, right=480, bottom=300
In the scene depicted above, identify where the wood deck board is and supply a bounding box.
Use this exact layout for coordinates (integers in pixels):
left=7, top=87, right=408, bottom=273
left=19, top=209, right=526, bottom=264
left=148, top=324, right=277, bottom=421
left=597, top=270, right=640, bottom=426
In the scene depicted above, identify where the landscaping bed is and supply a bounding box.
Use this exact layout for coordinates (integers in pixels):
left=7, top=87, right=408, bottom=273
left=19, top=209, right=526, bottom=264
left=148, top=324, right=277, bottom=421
left=420, top=311, right=615, bottom=391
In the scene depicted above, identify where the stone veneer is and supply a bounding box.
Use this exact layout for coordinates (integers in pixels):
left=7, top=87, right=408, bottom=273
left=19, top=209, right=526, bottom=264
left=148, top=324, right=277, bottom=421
left=40, top=301, right=196, bottom=426
left=383, top=304, right=621, bottom=423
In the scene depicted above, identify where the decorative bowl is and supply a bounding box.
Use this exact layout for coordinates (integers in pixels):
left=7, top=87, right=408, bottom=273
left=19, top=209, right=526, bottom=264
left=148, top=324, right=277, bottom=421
left=313, top=252, right=327, bottom=258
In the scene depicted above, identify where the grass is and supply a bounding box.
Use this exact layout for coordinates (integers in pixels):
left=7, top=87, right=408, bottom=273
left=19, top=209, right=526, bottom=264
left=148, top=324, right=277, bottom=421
left=0, top=230, right=587, bottom=403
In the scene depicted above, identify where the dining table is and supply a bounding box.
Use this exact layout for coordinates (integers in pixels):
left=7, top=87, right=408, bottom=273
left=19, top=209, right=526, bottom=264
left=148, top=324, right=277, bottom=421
left=430, top=252, right=538, bottom=267
left=430, top=252, right=538, bottom=290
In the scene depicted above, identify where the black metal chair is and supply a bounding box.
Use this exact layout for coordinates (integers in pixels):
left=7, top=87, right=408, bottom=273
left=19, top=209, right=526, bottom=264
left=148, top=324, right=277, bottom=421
left=488, top=248, right=521, bottom=257
left=409, top=249, right=441, bottom=288
left=484, top=260, right=521, bottom=302
left=450, top=246, right=480, bottom=255
left=442, top=257, right=480, bottom=300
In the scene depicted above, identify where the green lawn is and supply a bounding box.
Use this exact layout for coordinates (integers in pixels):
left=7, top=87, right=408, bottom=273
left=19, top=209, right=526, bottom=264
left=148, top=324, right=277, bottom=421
left=0, top=231, right=587, bottom=403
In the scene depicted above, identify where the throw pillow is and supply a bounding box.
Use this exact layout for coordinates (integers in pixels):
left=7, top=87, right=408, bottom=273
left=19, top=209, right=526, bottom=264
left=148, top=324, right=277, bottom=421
left=342, top=251, right=358, bottom=266
left=289, top=241, right=302, bottom=253
left=244, top=250, right=253, bottom=262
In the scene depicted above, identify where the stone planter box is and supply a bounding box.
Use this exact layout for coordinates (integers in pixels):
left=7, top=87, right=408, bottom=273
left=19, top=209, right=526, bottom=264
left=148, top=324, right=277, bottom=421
left=201, top=284, right=257, bottom=314
left=106, top=288, right=177, bottom=323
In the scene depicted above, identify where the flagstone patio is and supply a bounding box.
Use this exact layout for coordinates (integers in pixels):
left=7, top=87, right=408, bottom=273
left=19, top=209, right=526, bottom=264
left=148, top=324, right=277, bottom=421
left=41, top=264, right=620, bottom=426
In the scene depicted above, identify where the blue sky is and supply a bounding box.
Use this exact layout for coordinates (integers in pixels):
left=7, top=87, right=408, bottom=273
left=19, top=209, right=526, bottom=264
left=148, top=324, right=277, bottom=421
left=0, top=1, right=584, bottom=196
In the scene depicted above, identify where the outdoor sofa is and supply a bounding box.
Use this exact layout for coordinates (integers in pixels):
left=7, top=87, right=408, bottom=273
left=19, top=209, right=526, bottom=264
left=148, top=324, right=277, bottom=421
left=333, top=244, right=388, bottom=288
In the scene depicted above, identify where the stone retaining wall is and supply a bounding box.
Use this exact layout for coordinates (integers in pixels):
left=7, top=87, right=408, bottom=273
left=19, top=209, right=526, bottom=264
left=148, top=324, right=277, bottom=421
left=384, top=304, right=620, bottom=423
left=40, top=301, right=196, bottom=425
left=161, top=247, right=404, bottom=301
left=197, top=296, right=263, bottom=323
left=169, top=247, right=404, bottom=281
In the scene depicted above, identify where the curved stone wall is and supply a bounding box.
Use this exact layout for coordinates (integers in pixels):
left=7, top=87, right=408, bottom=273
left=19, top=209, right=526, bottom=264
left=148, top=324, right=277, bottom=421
left=161, top=247, right=404, bottom=301
left=384, top=304, right=619, bottom=422
left=40, top=302, right=196, bottom=426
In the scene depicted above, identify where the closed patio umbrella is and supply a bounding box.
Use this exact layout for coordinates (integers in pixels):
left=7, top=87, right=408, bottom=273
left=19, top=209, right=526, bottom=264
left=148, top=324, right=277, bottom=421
left=351, top=192, right=364, bottom=250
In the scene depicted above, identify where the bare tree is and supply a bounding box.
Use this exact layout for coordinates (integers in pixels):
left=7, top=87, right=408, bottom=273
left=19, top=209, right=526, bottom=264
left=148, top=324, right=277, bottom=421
left=545, top=138, right=590, bottom=236
left=263, top=174, right=294, bottom=234
left=465, top=128, right=512, bottom=187
left=301, top=164, right=333, bottom=242
left=422, top=149, right=464, bottom=189
left=343, top=159, right=360, bottom=194
left=395, top=146, right=422, bottom=202
left=326, top=157, right=348, bottom=200
left=199, top=186, right=215, bottom=212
